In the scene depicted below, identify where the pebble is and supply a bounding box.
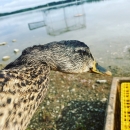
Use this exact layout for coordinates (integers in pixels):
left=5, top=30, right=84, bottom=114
left=39, top=113, right=42, bottom=116
left=101, top=98, right=107, bottom=102
left=61, top=94, right=64, bottom=97
left=2, top=56, right=10, bottom=61
left=56, top=106, right=60, bottom=109
left=70, top=88, right=75, bottom=92
left=12, top=39, right=16, bottom=42
left=14, top=49, right=19, bottom=53
left=79, top=95, right=81, bottom=98
left=89, top=106, right=93, bottom=109
left=0, top=42, right=7, bottom=46
left=58, top=115, right=61, bottom=118
left=67, top=103, right=71, bottom=106
left=61, top=105, right=64, bottom=109
left=52, top=114, right=55, bottom=117
left=47, top=101, right=50, bottom=105
left=96, top=80, right=107, bottom=83
left=95, top=109, right=98, bottom=111
left=96, top=94, right=98, bottom=96
left=67, top=95, right=69, bottom=98
left=71, top=109, right=76, bottom=113
left=92, top=84, right=95, bottom=89
left=56, top=100, right=59, bottom=102
left=42, top=106, right=44, bottom=109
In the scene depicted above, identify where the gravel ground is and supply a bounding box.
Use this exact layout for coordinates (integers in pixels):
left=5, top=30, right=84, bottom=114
left=26, top=68, right=113, bottom=130
left=1, top=64, right=129, bottom=130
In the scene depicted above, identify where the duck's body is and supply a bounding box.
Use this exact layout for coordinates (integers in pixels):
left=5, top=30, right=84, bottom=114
left=0, top=40, right=111, bottom=130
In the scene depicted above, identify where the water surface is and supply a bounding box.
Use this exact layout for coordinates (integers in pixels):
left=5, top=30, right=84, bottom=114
left=0, top=0, right=130, bottom=74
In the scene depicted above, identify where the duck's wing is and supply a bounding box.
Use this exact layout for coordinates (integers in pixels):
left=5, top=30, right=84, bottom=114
left=0, top=70, right=18, bottom=129
left=0, top=67, right=50, bottom=130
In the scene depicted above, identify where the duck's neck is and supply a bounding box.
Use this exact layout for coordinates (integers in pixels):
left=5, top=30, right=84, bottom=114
left=1, top=61, right=50, bottom=130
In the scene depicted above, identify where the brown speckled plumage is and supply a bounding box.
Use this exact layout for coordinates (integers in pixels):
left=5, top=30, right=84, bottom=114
left=0, top=40, right=105, bottom=130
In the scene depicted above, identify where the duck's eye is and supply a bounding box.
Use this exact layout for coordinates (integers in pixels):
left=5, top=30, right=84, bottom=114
left=96, top=63, right=98, bottom=65
left=78, top=50, right=86, bottom=55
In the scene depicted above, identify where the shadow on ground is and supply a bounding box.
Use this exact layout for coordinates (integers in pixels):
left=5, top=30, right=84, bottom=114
left=56, top=100, right=106, bottom=130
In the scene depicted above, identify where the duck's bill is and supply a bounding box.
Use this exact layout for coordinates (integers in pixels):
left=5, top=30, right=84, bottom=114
left=90, top=61, right=112, bottom=76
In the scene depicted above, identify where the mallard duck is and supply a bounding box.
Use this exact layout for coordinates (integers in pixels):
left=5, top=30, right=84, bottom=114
left=0, top=40, right=111, bottom=130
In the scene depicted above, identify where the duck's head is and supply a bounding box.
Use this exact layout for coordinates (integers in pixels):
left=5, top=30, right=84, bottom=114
left=37, top=40, right=111, bottom=75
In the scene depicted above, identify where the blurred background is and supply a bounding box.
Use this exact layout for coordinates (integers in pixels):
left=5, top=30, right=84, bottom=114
left=0, top=0, right=130, bottom=74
